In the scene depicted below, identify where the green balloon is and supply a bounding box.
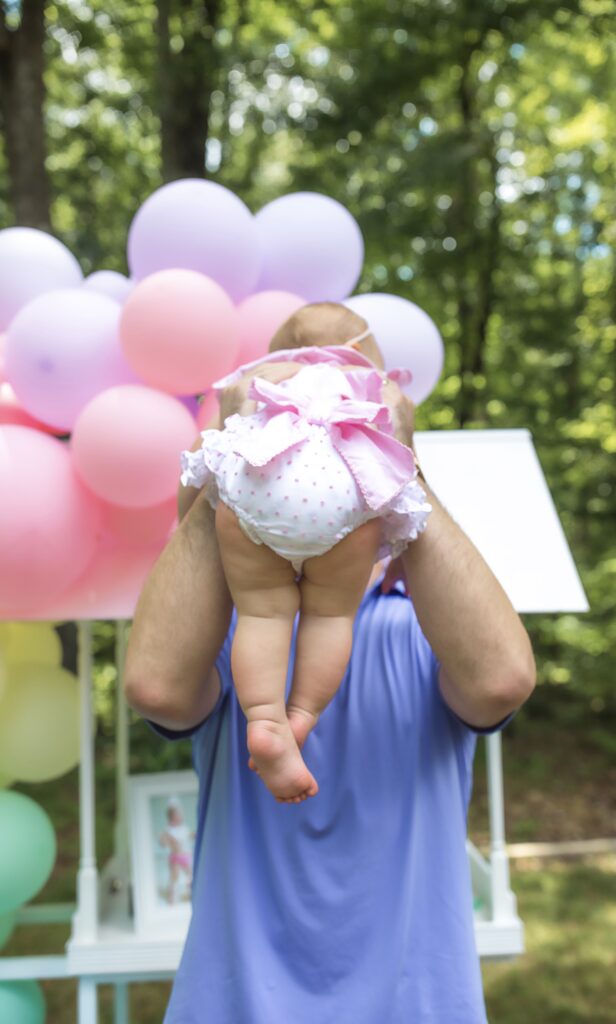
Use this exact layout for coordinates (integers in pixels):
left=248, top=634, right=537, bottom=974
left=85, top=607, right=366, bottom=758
left=0, top=792, right=56, bottom=915
left=0, top=981, right=45, bottom=1023
left=0, top=910, right=16, bottom=950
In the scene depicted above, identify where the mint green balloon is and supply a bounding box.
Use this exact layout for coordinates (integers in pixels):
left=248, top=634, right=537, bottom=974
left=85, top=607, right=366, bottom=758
left=0, top=792, right=56, bottom=915
left=0, top=981, right=45, bottom=1023
left=0, top=910, right=16, bottom=949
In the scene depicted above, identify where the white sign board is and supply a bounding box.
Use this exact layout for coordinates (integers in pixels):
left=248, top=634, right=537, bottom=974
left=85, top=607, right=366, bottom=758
left=413, top=429, right=588, bottom=614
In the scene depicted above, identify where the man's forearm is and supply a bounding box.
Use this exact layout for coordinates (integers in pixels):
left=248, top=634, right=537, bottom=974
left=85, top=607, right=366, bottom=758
left=401, top=481, right=535, bottom=720
left=124, top=490, right=232, bottom=727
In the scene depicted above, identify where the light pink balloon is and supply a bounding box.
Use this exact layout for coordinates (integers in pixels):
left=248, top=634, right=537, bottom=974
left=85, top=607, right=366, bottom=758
left=101, top=495, right=177, bottom=547
left=0, top=334, right=7, bottom=383
left=0, top=426, right=103, bottom=615
left=72, top=385, right=197, bottom=508
left=196, top=389, right=220, bottom=431
left=235, top=290, right=306, bottom=364
left=119, top=270, right=240, bottom=395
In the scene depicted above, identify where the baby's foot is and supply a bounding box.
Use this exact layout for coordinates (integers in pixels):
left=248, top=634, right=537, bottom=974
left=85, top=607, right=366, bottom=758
left=247, top=707, right=319, bottom=772
left=246, top=720, right=319, bottom=803
left=287, top=705, right=319, bottom=751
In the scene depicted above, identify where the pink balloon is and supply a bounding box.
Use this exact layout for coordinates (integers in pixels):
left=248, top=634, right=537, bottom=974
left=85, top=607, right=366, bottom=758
left=196, top=389, right=219, bottom=431
left=35, top=532, right=163, bottom=621
left=72, top=385, right=197, bottom=508
left=0, top=426, right=104, bottom=615
left=0, top=383, right=62, bottom=434
left=235, top=290, right=306, bottom=364
left=120, top=270, right=240, bottom=395
left=5, top=289, right=140, bottom=431
left=101, top=495, right=177, bottom=547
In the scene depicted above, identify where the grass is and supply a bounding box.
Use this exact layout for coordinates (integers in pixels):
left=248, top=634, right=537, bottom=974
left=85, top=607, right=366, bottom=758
left=483, top=857, right=616, bottom=1024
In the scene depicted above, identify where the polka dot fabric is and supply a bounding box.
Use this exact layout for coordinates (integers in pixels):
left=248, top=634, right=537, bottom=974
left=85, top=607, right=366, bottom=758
left=180, top=368, right=432, bottom=573
left=181, top=433, right=431, bottom=573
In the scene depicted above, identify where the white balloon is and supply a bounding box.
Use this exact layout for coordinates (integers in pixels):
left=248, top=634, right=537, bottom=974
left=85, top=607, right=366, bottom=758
left=345, top=292, right=444, bottom=405
left=0, top=227, right=82, bottom=331
left=83, top=270, right=134, bottom=303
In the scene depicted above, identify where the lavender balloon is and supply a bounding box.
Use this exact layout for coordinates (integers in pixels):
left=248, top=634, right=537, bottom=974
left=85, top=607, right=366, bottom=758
left=127, top=179, right=261, bottom=302
left=5, top=289, right=140, bottom=431
left=0, top=227, right=82, bottom=332
left=345, top=293, right=444, bottom=405
left=83, top=270, right=134, bottom=304
left=255, top=192, right=364, bottom=302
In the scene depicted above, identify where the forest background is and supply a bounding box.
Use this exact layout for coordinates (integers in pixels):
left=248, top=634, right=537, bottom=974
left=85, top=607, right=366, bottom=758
left=0, top=1, right=615, bottom=1021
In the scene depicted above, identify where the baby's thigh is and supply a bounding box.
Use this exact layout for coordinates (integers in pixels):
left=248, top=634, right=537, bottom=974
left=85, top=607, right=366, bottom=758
left=215, top=501, right=296, bottom=597
left=301, top=518, right=382, bottom=616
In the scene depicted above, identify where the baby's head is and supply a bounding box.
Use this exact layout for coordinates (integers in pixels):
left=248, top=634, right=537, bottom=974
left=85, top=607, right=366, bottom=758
left=268, top=302, right=385, bottom=370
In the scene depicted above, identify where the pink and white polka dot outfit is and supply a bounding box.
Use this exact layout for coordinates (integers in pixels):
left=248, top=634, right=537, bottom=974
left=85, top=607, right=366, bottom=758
left=180, top=346, right=431, bottom=573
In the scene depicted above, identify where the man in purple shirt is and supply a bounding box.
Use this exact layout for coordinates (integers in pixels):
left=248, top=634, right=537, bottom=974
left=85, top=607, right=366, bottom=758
left=124, top=309, right=535, bottom=1022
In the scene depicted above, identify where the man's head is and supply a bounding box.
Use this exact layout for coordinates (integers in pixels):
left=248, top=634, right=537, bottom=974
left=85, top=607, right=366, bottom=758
left=268, top=301, right=385, bottom=370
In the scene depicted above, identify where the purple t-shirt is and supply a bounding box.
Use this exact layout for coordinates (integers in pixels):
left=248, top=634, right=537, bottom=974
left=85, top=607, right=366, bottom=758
left=151, top=580, right=513, bottom=1023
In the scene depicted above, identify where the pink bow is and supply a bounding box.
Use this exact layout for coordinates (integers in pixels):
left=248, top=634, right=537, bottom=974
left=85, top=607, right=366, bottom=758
left=230, top=365, right=416, bottom=510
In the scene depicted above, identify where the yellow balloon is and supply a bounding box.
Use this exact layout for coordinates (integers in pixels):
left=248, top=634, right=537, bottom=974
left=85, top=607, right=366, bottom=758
left=0, top=647, right=6, bottom=703
left=0, top=623, right=62, bottom=668
left=0, top=773, right=13, bottom=789
left=0, top=664, right=80, bottom=783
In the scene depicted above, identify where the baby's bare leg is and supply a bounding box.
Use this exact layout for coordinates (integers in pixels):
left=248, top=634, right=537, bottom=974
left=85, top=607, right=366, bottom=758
left=215, top=502, right=318, bottom=803
left=286, top=518, right=383, bottom=749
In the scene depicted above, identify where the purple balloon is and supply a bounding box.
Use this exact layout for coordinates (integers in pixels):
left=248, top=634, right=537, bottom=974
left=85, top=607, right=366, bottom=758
left=0, top=227, right=82, bottom=332
left=83, top=271, right=134, bottom=304
left=5, top=289, right=141, bottom=431
left=345, top=293, right=444, bottom=405
left=178, top=394, right=200, bottom=417
left=127, top=179, right=261, bottom=303
left=255, top=192, right=364, bottom=302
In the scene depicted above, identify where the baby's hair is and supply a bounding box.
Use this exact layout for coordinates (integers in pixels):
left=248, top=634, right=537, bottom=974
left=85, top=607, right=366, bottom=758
left=268, top=302, right=370, bottom=352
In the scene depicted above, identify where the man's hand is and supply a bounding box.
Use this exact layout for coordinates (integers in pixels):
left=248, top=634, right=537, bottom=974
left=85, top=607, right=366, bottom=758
left=218, top=360, right=304, bottom=423
left=381, top=378, right=415, bottom=448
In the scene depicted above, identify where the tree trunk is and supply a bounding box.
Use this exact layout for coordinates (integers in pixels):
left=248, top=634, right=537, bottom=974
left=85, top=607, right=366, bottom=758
left=0, top=0, right=51, bottom=230
left=455, top=46, right=500, bottom=427
left=156, top=0, right=221, bottom=182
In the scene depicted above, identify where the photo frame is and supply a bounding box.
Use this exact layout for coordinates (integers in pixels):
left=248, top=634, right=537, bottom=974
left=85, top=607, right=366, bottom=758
left=127, top=771, right=198, bottom=936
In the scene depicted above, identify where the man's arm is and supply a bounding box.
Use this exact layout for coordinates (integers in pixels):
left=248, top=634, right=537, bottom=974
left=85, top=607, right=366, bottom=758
left=123, top=488, right=233, bottom=731
left=401, top=482, right=536, bottom=728
left=383, top=380, right=535, bottom=727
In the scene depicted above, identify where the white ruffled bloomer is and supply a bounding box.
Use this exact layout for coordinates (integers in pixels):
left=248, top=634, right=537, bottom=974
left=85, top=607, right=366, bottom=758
left=180, top=412, right=431, bottom=575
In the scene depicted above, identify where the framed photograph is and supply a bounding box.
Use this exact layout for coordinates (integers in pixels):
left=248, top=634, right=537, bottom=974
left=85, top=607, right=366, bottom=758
left=128, top=771, right=198, bottom=936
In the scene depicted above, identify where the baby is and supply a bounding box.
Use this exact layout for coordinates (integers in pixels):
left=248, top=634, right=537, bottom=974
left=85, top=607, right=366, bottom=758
left=180, top=303, right=431, bottom=804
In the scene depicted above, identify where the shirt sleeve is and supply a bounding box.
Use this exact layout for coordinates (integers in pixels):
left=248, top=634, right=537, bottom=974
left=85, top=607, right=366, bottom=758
left=145, top=617, right=235, bottom=742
